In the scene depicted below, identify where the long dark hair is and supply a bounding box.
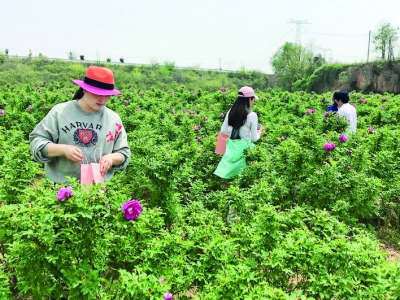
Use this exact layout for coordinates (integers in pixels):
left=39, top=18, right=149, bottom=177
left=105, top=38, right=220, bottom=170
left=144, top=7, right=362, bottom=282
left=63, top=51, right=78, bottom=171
left=333, top=90, right=349, bottom=103
left=72, top=87, right=84, bottom=100
left=228, top=95, right=252, bottom=129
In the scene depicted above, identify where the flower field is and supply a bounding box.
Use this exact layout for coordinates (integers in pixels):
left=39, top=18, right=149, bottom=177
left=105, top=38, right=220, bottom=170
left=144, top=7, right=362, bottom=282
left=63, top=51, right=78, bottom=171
left=1, top=83, right=400, bottom=299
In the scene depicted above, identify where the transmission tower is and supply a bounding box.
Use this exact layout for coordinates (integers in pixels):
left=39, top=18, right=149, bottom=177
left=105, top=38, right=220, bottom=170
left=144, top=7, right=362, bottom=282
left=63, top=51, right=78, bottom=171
left=287, top=19, right=311, bottom=45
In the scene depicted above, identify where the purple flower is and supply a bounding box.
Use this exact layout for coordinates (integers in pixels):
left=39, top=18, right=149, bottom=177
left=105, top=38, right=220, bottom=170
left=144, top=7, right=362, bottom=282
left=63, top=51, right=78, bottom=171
left=324, top=112, right=329, bottom=117
left=305, top=109, right=315, bottom=115
left=183, top=110, right=187, bottom=113
left=368, top=126, right=375, bottom=133
left=382, top=97, right=389, bottom=102
left=202, top=249, right=207, bottom=254
left=348, top=149, right=353, bottom=153
left=158, top=278, right=165, bottom=283
left=125, top=100, right=129, bottom=105
left=29, top=106, right=33, bottom=111
left=296, top=103, right=300, bottom=107
left=194, top=125, right=201, bottom=131
left=164, top=292, right=173, bottom=300
left=0, top=110, right=4, bottom=116
left=388, top=248, right=394, bottom=251
left=359, top=98, right=365, bottom=103
left=347, top=166, right=351, bottom=170
left=56, top=186, right=73, bottom=201
left=41, top=107, right=44, bottom=110
left=190, top=110, right=195, bottom=115
left=324, top=142, right=336, bottom=151
left=339, top=134, right=348, bottom=142
left=220, top=87, right=226, bottom=92
left=3, top=103, right=7, bottom=107
left=196, top=137, right=202, bottom=142
left=122, top=199, right=143, bottom=220
left=280, top=136, right=285, bottom=141
left=220, top=113, right=225, bottom=118
left=350, top=102, right=355, bottom=106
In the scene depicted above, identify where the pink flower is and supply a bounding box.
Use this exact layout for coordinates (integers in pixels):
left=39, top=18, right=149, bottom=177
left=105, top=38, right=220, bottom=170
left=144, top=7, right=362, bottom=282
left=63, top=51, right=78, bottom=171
left=29, top=106, right=33, bottom=111
left=0, top=109, right=4, bottom=116
left=158, top=278, right=165, bottom=283
left=348, top=149, right=353, bottom=153
left=339, top=134, right=348, bottom=142
left=122, top=199, right=143, bottom=220
left=220, top=113, right=225, bottom=118
left=347, top=166, right=351, bottom=170
left=194, top=125, right=201, bottom=131
left=202, top=249, right=206, bottom=254
left=56, top=186, right=73, bottom=201
left=220, top=87, right=226, bottom=92
left=368, top=126, right=375, bottom=133
left=190, top=110, right=195, bottom=115
left=324, top=112, right=329, bottom=117
left=164, top=292, right=173, bottom=300
left=280, top=136, right=285, bottom=141
left=196, top=137, right=202, bottom=142
left=125, top=100, right=129, bottom=105
left=324, top=142, right=336, bottom=151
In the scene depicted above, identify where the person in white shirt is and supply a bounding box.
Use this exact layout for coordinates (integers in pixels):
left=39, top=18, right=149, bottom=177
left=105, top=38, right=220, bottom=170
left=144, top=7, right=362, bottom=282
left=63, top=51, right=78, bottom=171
left=214, top=86, right=264, bottom=179
left=335, top=90, right=357, bottom=133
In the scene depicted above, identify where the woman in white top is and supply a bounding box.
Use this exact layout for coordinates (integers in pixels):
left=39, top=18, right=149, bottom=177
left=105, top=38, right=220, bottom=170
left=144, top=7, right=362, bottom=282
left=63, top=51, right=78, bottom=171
left=214, top=86, right=264, bottom=179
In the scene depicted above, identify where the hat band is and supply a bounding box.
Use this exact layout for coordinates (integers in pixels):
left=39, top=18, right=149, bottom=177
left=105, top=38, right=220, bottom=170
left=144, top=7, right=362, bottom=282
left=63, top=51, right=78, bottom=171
left=83, top=76, right=114, bottom=90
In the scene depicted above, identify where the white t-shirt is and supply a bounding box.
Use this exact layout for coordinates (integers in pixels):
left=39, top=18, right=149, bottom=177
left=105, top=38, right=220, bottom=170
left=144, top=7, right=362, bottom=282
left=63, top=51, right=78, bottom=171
left=338, top=103, right=357, bottom=132
left=220, top=110, right=260, bottom=142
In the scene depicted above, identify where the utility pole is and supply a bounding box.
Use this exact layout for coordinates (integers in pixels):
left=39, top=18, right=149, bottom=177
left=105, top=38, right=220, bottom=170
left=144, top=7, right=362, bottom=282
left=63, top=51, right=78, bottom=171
left=367, top=30, right=371, bottom=62
left=287, top=19, right=311, bottom=45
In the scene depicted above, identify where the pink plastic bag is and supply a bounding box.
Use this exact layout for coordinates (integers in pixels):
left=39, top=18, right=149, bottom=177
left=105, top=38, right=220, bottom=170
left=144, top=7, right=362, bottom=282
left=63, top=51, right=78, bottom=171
left=215, top=132, right=230, bottom=155
left=80, top=148, right=104, bottom=184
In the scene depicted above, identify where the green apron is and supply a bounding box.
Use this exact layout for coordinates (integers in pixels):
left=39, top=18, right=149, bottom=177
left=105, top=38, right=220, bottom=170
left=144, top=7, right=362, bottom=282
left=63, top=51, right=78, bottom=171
left=214, top=138, right=255, bottom=179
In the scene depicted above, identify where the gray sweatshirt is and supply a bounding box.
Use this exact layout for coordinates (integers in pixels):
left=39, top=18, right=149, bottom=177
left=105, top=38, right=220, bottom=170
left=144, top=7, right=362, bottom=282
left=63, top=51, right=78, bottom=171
left=29, top=100, right=131, bottom=183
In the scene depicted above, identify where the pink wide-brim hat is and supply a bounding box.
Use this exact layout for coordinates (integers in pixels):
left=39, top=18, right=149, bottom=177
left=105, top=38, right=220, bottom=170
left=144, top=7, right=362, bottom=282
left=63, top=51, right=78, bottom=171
left=72, top=66, right=121, bottom=96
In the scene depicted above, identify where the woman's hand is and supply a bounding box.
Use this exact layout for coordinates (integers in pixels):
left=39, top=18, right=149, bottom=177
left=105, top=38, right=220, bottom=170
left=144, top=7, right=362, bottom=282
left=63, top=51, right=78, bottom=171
left=257, top=125, right=265, bottom=136
left=63, top=145, right=85, bottom=162
left=99, top=154, right=114, bottom=176
left=99, top=153, right=123, bottom=176
left=47, top=144, right=84, bottom=162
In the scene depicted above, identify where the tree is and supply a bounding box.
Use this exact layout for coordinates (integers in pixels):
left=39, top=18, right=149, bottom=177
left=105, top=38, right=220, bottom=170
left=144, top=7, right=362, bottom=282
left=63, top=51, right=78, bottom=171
left=80, top=55, right=85, bottom=61
left=107, top=57, right=111, bottom=62
left=373, top=22, right=399, bottom=60
left=120, top=58, right=124, bottom=63
left=270, top=42, right=314, bottom=90
left=68, top=51, right=77, bottom=60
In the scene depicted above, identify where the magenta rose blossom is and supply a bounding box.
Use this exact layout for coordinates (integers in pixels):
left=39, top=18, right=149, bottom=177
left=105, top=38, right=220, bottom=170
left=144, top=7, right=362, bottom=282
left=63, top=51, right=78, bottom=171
left=122, top=200, right=143, bottom=220
left=339, top=134, right=348, bottom=142
left=56, top=186, right=73, bottom=201
left=324, top=142, right=336, bottom=151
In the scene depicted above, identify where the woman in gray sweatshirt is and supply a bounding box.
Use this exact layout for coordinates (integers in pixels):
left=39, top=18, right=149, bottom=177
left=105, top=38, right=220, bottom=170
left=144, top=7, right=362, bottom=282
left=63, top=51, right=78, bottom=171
left=29, top=66, right=131, bottom=184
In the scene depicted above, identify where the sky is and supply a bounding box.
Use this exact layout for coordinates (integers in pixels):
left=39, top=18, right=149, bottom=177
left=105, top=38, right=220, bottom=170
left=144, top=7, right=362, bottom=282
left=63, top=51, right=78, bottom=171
left=1, top=0, right=399, bottom=74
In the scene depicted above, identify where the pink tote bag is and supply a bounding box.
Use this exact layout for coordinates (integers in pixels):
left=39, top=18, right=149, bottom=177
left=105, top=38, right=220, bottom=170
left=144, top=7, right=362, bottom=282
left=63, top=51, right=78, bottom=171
left=215, top=132, right=230, bottom=155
